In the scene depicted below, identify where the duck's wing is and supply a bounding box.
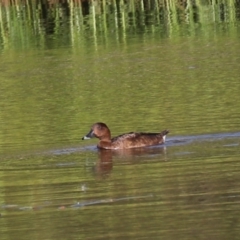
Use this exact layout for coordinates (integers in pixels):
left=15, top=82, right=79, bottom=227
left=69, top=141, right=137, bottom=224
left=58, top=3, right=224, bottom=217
left=111, top=131, right=169, bottom=149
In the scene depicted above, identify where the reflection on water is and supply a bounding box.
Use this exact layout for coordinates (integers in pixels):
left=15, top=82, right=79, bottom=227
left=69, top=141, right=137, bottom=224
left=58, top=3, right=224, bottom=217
left=0, top=1, right=240, bottom=239
left=93, top=146, right=167, bottom=178
left=1, top=134, right=240, bottom=239
left=0, top=1, right=239, bottom=50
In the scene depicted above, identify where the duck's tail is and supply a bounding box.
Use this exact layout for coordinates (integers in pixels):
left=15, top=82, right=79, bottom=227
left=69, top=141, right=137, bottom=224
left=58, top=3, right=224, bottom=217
left=161, top=130, right=169, bottom=136
left=160, top=130, right=169, bottom=143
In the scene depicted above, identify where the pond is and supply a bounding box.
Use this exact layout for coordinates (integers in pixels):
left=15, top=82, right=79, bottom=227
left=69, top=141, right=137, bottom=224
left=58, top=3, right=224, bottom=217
left=0, top=1, right=240, bottom=239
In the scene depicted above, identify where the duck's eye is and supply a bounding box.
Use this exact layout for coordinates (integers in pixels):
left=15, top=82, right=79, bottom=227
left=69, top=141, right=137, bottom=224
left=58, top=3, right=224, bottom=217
left=97, top=125, right=102, bottom=130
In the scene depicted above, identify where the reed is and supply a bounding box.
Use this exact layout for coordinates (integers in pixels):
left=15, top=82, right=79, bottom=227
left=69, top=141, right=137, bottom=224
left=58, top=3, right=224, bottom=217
left=0, top=0, right=238, bottom=50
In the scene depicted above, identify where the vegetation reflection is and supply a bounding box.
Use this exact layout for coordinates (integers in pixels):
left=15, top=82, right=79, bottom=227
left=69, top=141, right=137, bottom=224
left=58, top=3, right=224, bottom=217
left=0, top=0, right=239, bottom=50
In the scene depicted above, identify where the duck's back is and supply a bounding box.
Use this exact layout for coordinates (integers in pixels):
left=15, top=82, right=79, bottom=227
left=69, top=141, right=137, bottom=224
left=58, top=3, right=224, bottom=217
left=111, top=130, right=169, bottom=149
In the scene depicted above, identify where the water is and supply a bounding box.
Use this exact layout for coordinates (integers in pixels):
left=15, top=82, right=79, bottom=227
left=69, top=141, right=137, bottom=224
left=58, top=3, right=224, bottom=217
left=1, top=1, right=240, bottom=239
left=1, top=133, right=240, bottom=239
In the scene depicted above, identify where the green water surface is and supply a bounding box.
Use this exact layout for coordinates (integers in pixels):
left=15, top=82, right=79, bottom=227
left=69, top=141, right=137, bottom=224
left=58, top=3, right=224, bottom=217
left=0, top=1, right=240, bottom=239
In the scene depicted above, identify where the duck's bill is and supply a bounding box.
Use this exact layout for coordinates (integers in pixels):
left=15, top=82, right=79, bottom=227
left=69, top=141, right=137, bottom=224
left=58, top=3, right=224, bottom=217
left=82, top=136, right=91, bottom=140
left=82, top=130, right=95, bottom=140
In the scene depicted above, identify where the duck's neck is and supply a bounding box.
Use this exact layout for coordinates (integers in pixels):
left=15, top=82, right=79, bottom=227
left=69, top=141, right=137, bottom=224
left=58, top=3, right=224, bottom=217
left=99, top=130, right=111, bottom=142
left=97, top=141, right=112, bottom=149
left=98, top=130, right=112, bottom=149
left=100, top=136, right=111, bottom=142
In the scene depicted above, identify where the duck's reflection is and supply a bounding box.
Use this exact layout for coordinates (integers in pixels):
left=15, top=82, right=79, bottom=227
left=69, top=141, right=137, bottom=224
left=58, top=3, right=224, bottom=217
left=93, top=146, right=167, bottom=178
left=93, top=149, right=113, bottom=178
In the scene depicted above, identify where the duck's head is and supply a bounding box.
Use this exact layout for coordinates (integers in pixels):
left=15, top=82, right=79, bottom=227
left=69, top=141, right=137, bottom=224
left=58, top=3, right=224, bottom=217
left=82, top=122, right=111, bottom=141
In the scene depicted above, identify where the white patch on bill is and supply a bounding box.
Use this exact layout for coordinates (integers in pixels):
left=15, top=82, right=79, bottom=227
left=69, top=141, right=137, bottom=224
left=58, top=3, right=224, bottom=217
left=83, top=136, right=91, bottom=140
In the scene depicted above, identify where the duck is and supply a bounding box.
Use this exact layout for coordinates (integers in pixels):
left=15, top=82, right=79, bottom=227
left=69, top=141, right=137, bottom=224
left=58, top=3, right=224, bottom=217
left=82, top=122, right=169, bottom=150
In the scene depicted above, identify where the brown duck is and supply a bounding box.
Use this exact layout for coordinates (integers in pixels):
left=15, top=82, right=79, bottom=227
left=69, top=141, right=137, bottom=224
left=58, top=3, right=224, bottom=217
left=82, top=122, right=169, bottom=150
